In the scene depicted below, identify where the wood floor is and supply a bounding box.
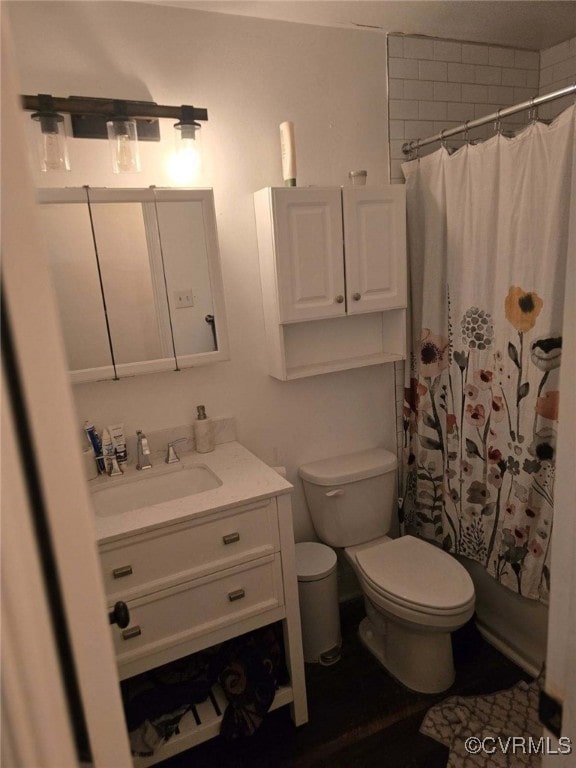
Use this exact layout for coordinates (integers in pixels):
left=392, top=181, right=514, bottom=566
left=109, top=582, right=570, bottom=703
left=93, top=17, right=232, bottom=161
left=158, top=598, right=529, bottom=768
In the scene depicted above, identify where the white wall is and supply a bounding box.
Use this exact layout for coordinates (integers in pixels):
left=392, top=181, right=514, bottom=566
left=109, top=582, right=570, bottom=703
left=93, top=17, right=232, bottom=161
left=8, top=1, right=393, bottom=541
left=539, top=35, right=576, bottom=120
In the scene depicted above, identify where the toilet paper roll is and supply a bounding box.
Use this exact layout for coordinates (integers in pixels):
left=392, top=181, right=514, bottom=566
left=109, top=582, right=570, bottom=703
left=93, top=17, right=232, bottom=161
left=82, top=446, right=99, bottom=480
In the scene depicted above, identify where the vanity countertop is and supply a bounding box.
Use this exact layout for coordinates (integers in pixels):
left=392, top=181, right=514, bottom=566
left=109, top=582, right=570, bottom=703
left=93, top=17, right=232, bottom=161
left=92, top=441, right=292, bottom=545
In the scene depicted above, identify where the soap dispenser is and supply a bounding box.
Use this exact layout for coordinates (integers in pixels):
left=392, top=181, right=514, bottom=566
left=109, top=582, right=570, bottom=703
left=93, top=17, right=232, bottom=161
left=194, top=405, right=214, bottom=453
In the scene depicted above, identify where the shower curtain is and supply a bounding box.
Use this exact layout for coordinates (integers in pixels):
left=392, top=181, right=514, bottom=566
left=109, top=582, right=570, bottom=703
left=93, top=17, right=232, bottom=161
left=401, top=105, right=575, bottom=603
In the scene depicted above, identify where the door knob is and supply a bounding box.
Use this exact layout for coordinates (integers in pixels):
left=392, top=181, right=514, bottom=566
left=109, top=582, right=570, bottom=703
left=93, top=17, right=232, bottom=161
left=335, top=295, right=344, bottom=304
left=108, top=601, right=130, bottom=629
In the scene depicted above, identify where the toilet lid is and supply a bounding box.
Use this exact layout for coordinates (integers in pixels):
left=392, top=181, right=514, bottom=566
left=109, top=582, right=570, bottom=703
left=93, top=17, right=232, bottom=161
left=355, top=536, right=474, bottom=612
left=299, top=448, right=397, bottom=486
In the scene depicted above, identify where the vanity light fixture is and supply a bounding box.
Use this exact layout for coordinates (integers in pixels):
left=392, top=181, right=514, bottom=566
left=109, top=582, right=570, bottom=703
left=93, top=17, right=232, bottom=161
left=30, top=94, right=70, bottom=172
left=22, top=94, right=208, bottom=174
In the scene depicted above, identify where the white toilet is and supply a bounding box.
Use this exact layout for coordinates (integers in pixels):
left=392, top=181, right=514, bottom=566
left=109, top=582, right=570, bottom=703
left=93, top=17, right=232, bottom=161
left=299, top=447, right=475, bottom=693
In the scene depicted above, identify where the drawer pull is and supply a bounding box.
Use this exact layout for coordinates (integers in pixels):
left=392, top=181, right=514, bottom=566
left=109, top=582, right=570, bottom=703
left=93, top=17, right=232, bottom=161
left=122, top=626, right=142, bottom=641
left=223, top=532, right=240, bottom=545
left=228, top=589, right=245, bottom=602
left=112, top=565, right=133, bottom=579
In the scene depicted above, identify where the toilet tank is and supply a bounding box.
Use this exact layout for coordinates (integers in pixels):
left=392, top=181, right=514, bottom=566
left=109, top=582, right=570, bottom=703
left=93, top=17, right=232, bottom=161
left=298, top=448, right=397, bottom=547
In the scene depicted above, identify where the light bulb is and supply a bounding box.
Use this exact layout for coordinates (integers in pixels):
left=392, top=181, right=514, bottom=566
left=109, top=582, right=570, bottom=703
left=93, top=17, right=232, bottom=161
left=168, top=122, right=202, bottom=185
left=37, top=116, right=70, bottom=172
left=107, top=118, right=141, bottom=174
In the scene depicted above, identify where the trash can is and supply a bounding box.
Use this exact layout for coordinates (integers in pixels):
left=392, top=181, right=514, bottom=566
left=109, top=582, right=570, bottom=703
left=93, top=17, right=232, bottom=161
left=295, top=542, right=342, bottom=665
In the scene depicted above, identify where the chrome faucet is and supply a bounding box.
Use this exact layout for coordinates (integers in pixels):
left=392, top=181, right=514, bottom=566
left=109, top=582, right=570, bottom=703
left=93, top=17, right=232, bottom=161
left=165, top=438, right=187, bottom=464
left=136, top=430, right=152, bottom=470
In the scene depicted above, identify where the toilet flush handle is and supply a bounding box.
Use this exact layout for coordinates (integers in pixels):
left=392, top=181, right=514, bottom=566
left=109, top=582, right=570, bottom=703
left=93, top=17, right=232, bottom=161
left=325, top=489, right=344, bottom=497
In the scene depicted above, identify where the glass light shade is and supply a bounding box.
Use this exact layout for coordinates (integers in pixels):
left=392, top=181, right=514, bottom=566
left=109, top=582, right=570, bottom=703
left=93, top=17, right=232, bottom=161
left=37, top=115, right=70, bottom=172
left=106, top=118, right=141, bottom=173
left=167, top=123, right=202, bottom=185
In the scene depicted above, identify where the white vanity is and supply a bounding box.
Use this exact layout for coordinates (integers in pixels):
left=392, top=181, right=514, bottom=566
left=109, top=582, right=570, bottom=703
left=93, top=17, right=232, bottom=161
left=93, top=441, right=308, bottom=766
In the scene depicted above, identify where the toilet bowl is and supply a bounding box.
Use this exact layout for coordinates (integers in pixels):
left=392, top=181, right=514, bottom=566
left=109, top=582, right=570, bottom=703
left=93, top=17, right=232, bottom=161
left=299, top=448, right=475, bottom=693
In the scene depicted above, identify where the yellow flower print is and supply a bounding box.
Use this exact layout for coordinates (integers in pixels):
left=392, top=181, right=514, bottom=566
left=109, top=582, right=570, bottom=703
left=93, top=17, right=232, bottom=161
left=504, top=287, right=543, bottom=332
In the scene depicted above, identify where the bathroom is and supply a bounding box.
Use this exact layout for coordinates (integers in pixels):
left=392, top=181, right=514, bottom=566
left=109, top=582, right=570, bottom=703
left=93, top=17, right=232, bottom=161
left=2, top=1, right=575, bottom=766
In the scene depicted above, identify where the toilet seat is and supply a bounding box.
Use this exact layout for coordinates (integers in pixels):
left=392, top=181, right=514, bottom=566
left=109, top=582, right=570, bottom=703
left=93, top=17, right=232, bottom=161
left=354, top=535, right=475, bottom=618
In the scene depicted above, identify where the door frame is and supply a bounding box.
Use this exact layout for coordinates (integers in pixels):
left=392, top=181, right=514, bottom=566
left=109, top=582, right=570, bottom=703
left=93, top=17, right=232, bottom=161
left=1, top=16, right=132, bottom=767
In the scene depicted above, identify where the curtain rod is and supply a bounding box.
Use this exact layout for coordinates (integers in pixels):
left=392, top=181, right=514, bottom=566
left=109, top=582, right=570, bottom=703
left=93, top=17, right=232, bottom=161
left=402, top=83, right=576, bottom=156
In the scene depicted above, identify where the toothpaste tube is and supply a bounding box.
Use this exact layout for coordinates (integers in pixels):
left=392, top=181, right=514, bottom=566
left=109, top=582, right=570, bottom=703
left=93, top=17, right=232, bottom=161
left=84, top=421, right=105, bottom=474
left=102, top=428, right=122, bottom=476
left=108, top=422, right=128, bottom=465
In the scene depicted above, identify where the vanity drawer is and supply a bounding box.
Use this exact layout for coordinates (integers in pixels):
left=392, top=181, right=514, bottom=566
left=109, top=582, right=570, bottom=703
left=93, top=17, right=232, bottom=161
left=100, top=499, right=279, bottom=601
left=112, top=555, right=284, bottom=668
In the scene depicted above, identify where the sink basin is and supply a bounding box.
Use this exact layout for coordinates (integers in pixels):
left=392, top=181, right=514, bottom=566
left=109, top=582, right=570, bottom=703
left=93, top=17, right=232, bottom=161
left=91, top=463, right=222, bottom=516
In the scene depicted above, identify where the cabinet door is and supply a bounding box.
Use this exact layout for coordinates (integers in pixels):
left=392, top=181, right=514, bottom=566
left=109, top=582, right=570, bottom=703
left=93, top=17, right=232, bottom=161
left=342, top=186, right=406, bottom=315
left=272, top=188, right=345, bottom=323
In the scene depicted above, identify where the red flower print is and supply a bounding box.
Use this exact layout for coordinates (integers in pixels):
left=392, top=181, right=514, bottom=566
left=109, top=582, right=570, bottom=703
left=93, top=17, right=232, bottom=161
left=474, top=369, right=494, bottom=390
left=446, top=414, right=457, bottom=433
left=465, top=403, right=486, bottom=427
left=487, top=447, right=503, bottom=464
left=491, top=395, right=506, bottom=422
left=529, top=539, right=543, bottom=557
left=464, top=384, right=479, bottom=400
left=488, top=467, right=502, bottom=488
left=404, top=379, right=429, bottom=414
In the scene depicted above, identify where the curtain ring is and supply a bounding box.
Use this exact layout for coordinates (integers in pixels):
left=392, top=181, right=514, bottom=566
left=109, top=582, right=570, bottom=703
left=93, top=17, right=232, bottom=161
left=529, top=97, right=539, bottom=124
left=440, top=129, right=447, bottom=150
left=464, top=121, right=470, bottom=145
left=494, top=108, right=503, bottom=135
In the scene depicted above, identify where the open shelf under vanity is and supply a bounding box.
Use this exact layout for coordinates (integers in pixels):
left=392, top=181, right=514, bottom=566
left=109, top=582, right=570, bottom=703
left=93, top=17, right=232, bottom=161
left=133, top=683, right=295, bottom=767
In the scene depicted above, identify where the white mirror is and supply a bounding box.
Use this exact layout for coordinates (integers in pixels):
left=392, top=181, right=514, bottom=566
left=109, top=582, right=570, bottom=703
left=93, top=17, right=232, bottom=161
left=37, top=188, right=229, bottom=382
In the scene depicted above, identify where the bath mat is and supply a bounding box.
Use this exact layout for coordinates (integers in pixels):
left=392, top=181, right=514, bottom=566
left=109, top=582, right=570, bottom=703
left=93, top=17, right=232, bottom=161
left=420, top=678, right=543, bottom=766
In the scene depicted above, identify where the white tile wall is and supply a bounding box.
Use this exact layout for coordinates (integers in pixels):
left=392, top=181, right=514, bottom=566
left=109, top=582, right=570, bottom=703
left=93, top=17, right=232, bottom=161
left=388, top=34, right=540, bottom=183
left=538, top=36, right=576, bottom=120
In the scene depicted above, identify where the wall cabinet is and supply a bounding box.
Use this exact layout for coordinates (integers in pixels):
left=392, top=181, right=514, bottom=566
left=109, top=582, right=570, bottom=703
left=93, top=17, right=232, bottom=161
left=254, top=186, right=406, bottom=380
left=99, top=494, right=307, bottom=766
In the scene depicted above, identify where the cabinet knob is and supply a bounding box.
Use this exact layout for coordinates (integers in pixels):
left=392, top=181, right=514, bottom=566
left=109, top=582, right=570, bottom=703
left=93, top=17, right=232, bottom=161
left=108, top=601, right=130, bottom=629
left=335, top=295, right=344, bottom=304
left=352, top=292, right=361, bottom=301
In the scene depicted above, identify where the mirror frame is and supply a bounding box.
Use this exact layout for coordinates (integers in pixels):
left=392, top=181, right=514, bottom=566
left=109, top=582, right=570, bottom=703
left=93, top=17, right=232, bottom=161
left=37, top=187, right=230, bottom=383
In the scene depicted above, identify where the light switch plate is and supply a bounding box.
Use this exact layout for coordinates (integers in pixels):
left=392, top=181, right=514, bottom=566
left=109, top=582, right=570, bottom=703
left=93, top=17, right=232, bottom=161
left=174, top=289, right=194, bottom=308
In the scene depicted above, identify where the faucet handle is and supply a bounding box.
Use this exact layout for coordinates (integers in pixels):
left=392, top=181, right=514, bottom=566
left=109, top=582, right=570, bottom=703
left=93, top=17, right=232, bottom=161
left=139, top=433, right=150, bottom=455
left=165, top=438, right=187, bottom=465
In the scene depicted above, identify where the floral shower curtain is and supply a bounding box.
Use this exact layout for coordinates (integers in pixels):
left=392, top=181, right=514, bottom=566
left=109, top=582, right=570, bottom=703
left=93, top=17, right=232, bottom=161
left=401, top=105, right=575, bottom=603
